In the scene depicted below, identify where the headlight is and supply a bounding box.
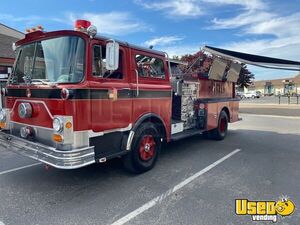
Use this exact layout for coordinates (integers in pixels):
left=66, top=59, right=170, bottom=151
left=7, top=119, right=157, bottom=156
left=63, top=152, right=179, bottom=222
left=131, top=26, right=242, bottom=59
left=0, top=109, right=6, bottom=122
left=18, top=103, right=32, bottom=118
left=53, top=117, right=63, bottom=132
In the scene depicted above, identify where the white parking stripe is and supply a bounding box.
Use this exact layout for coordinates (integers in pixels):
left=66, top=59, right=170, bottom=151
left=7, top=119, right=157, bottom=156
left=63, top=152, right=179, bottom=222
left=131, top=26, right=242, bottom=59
left=110, top=149, right=241, bottom=225
left=241, top=113, right=300, bottom=120
left=0, top=162, right=41, bottom=176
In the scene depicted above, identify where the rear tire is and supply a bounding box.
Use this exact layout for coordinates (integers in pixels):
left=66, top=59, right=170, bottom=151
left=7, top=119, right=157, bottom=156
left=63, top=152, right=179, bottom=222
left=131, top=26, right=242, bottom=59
left=203, top=110, right=228, bottom=141
left=122, top=122, right=161, bottom=173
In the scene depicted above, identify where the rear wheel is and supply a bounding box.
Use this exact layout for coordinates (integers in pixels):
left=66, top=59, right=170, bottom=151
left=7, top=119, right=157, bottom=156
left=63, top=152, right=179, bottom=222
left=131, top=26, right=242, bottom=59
left=204, top=110, right=228, bottom=141
left=122, top=122, right=161, bottom=173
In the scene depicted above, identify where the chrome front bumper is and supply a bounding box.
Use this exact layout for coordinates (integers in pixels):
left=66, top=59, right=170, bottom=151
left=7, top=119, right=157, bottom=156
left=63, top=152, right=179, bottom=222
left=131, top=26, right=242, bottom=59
left=0, top=131, right=95, bottom=169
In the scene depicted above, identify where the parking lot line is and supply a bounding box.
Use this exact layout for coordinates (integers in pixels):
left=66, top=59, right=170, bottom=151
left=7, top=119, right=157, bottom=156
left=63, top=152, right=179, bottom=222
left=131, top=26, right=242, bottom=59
left=110, top=149, right=241, bottom=225
left=0, top=162, right=42, bottom=176
left=241, top=113, right=300, bottom=119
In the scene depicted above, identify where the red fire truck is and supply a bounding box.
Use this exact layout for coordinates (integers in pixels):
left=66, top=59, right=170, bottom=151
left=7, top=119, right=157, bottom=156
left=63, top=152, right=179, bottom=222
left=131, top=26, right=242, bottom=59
left=0, top=20, right=241, bottom=173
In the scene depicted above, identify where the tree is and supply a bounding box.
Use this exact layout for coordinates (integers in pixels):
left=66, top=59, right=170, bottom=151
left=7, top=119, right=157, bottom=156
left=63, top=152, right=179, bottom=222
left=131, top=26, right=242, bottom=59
left=237, top=64, right=255, bottom=88
left=175, top=50, right=255, bottom=87
left=178, top=51, right=213, bottom=75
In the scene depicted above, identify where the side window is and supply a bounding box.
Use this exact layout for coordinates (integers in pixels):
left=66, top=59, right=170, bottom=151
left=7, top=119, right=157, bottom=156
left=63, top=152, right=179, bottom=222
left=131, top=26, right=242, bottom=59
left=92, top=45, right=123, bottom=79
left=93, top=45, right=103, bottom=76
left=135, top=54, right=165, bottom=79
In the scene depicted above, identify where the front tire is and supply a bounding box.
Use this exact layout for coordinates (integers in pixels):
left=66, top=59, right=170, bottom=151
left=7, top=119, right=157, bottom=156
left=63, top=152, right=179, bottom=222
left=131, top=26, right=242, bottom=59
left=122, top=122, right=161, bottom=173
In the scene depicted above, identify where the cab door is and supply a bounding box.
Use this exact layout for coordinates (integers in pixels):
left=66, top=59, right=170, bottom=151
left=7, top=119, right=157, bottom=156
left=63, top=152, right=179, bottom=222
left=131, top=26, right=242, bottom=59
left=130, top=50, right=172, bottom=135
left=89, top=42, right=132, bottom=132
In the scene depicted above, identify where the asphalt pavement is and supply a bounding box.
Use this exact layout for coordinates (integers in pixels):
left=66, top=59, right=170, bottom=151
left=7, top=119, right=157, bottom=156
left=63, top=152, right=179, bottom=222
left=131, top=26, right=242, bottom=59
left=0, top=114, right=300, bottom=225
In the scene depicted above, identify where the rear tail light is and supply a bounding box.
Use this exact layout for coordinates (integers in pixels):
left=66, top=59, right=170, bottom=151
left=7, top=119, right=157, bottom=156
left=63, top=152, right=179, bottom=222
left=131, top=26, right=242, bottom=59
left=199, top=103, right=206, bottom=109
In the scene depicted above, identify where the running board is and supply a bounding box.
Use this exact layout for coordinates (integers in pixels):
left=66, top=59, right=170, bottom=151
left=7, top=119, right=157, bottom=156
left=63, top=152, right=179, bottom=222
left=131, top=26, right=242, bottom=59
left=171, top=128, right=203, bottom=141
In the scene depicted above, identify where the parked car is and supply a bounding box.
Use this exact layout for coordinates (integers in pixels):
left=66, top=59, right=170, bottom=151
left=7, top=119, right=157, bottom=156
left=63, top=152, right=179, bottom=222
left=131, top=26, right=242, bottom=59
left=236, top=91, right=243, bottom=99
left=256, top=91, right=262, bottom=98
left=242, top=91, right=260, bottom=98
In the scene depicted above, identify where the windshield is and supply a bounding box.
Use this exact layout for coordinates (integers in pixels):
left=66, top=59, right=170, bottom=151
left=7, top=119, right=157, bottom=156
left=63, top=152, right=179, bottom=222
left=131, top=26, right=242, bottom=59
left=11, top=36, right=85, bottom=84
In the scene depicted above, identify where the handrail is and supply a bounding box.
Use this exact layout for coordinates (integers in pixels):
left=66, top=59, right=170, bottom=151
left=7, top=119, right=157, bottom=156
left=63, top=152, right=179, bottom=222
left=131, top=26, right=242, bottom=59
left=135, top=69, right=139, bottom=96
left=164, top=52, right=172, bottom=78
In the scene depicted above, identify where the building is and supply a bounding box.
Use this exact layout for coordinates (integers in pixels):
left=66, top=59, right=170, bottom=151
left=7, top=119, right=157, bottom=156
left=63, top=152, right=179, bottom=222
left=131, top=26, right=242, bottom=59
left=0, top=23, right=24, bottom=79
left=252, top=74, right=300, bottom=96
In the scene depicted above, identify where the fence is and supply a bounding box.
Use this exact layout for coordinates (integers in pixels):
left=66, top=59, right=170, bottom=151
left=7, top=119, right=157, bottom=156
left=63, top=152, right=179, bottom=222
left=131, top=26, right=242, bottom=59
left=278, top=95, right=299, bottom=104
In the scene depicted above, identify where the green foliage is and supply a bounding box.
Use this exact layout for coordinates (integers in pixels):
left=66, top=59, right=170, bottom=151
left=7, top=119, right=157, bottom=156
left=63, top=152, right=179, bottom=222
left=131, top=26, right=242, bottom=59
left=237, top=64, right=255, bottom=88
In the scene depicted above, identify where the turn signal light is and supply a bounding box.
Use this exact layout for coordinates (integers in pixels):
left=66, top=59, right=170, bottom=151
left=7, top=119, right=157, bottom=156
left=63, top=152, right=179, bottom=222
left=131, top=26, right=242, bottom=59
left=0, top=122, right=6, bottom=129
left=65, top=122, right=72, bottom=129
left=52, top=134, right=63, bottom=143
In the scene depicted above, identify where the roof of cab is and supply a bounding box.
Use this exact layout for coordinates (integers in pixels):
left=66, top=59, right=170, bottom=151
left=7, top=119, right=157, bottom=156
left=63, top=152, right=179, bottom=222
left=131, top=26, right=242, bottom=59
left=15, top=30, right=166, bottom=57
left=94, top=34, right=166, bottom=57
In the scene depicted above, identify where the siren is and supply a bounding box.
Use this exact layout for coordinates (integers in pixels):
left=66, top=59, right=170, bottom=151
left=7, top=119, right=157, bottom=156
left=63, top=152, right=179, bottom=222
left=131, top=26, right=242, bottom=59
left=75, top=20, right=91, bottom=30
left=74, top=19, right=97, bottom=38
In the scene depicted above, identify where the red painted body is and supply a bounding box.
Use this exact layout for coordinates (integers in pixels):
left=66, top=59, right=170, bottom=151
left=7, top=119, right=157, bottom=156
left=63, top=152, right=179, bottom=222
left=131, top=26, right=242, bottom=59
left=4, top=29, right=238, bottom=144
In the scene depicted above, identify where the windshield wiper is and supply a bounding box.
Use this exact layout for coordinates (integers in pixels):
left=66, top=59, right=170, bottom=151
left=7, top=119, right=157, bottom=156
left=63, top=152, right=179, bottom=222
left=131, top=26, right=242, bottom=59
left=31, top=79, right=51, bottom=85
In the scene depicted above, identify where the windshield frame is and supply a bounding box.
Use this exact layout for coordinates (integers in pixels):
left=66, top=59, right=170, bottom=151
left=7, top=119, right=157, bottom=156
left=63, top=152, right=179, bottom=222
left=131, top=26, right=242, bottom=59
left=9, top=34, right=87, bottom=86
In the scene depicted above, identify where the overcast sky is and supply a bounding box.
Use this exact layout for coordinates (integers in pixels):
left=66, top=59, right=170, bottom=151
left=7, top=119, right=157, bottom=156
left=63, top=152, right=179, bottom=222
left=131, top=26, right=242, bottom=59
left=1, top=0, right=300, bottom=80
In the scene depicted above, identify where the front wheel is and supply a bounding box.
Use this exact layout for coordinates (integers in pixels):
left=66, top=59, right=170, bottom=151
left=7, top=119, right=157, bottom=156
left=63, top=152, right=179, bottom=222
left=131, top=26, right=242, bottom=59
left=122, top=122, right=161, bottom=173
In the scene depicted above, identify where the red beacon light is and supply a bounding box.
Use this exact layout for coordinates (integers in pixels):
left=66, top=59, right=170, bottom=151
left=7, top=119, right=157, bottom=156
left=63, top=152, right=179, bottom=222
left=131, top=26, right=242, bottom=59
left=25, top=25, right=44, bottom=34
left=75, top=20, right=91, bottom=30
left=36, top=25, right=44, bottom=31
left=74, top=19, right=97, bottom=38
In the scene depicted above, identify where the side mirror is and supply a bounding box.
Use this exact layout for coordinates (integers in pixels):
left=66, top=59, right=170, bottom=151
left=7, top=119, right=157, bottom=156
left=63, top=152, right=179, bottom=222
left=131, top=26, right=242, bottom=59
left=171, top=77, right=183, bottom=96
left=7, top=67, right=12, bottom=77
left=12, top=43, right=17, bottom=52
left=105, top=41, right=119, bottom=70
